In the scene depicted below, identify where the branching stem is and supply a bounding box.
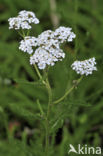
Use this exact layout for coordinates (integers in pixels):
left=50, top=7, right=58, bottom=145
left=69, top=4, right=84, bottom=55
left=34, top=65, right=52, bottom=156
left=53, top=76, right=83, bottom=104
left=34, top=65, right=82, bottom=156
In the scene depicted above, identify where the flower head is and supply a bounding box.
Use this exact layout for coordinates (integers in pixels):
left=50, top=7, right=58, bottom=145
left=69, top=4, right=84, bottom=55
left=29, top=27, right=75, bottom=69
left=54, top=26, right=76, bottom=43
left=19, top=26, right=76, bottom=69
left=71, top=57, right=97, bottom=76
left=37, top=30, right=60, bottom=50
left=30, top=47, right=65, bottom=69
left=18, top=10, right=39, bottom=24
left=8, top=10, right=39, bottom=30
left=19, top=36, right=38, bottom=54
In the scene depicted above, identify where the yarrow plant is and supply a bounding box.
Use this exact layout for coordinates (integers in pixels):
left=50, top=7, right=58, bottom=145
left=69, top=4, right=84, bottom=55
left=8, top=10, right=97, bottom=156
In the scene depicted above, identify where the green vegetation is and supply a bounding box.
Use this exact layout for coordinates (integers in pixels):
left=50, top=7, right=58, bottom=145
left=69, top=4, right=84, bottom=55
left=0, top=0, right=103, bottom=156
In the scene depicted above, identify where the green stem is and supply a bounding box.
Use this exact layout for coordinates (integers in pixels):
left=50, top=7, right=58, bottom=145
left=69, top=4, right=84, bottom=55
left=33, top=66, right=52, bottom=155
left=53, top=76, right=83, bottom=104
left=54, top=86, right=74, bottom=104
left=26, top=29, right=30, bottom=36
left=33, top=64, right=46, bottom=85
left=46, top=78, right=52, bottom=117
left=37, top=99, right=45, bottom=117
left=34, top=64, right=42, bottom=80
left=17, top=31, right=24, bottom=38
left=17, top=29, right=27, bottom=39
left=45, top=73, right=52, bottom=156
left=45, top=118, right=49, bottom=156
left=21, top=29, right=26, bottom=38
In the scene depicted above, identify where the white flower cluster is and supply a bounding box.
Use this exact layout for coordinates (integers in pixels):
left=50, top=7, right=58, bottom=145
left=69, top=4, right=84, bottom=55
left=19, top=28, right=76, bottom=69
left=71, top=57, right=97, bottom=76
left=54, top=26, right=76, bottom=43
left=8, top=10, right=39, bottom=30
left=9, top=10, right=97, bottom=75
left=8, top=11, right=76, bottom=69
left=30, top=47, right=65, bottom=69
left=29, top=30, right=66, bottom=69
left=19, top=36, right=37, bottom=54
left=37, top=30, right=60, bottom=49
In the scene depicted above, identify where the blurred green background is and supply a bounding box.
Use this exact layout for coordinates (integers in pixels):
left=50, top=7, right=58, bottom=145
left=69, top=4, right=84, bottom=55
left=0, top=0, right=103, bottom=156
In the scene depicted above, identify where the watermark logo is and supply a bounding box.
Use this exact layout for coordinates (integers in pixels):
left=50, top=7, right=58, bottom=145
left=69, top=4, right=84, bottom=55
left=68, top=144, right=101, bottom=155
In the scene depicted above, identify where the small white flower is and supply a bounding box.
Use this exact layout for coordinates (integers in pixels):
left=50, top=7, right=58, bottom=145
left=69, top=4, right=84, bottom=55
left=71, top=57, right=97, bottom=76
left=8, top=10, right=39, bottom=30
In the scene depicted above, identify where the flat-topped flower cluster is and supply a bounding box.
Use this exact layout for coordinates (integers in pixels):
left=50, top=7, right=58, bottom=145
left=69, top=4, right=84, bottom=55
left=19, top=28, right=76, bottom=69
left=8, top=10, right=39, bottom=30
left=8, top=10, right=97, bottom=75
left=71, top=58, right=97, bottom=76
